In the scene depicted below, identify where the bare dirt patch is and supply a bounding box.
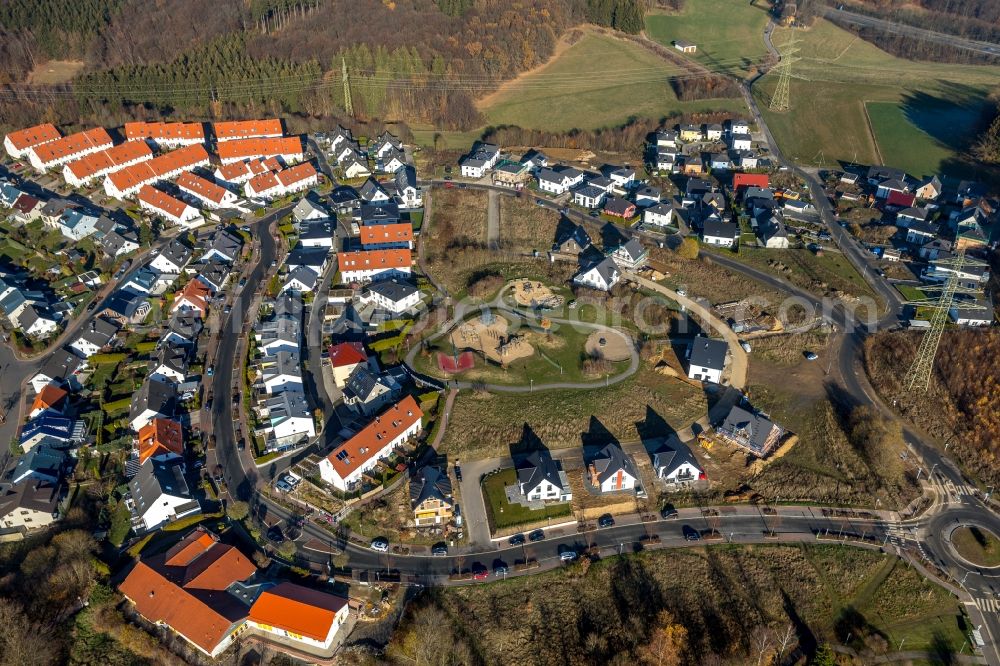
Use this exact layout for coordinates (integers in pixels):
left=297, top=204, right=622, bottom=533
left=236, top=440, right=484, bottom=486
left=27, top=60, right=85, bottom=84
left=449, top=313, right=534, bottom=366
left=511, top=279, right=564, bottom=309
left=585, top=329, right=632, bottom=362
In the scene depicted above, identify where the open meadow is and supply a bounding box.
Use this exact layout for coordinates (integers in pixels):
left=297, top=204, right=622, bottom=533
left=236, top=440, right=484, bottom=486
left=478, top=30, right=744, bottom=131
left=755, top=18, right=1000, bottom=177
left=645, top=0, right=771, bottom=78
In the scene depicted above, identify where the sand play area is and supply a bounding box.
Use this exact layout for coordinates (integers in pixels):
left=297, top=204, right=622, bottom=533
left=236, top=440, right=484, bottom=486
left=449, top=311, right=535, bottom=366
left=511, top=279, right=564, bottom=309
left=584, top=329, right=632, bottom=362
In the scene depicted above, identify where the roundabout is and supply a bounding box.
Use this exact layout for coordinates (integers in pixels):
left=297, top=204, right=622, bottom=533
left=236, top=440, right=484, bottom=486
left=951, top=525, right=1000, bottom=569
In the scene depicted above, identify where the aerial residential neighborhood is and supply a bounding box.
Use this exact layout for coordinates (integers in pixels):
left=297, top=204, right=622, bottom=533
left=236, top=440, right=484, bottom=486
left=0, top=0, right=999, bottom=664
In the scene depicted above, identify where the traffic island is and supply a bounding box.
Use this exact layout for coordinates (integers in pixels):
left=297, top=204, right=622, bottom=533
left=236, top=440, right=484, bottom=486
left=951, top=525, right=1000, bottom=568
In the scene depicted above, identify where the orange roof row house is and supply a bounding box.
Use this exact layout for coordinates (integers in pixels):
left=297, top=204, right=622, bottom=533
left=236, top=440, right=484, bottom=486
left=215, top=156, right=282, bottom=184
left=29, top=127, right=113, bottom=169
left=4, top=123, right=61, bottom=156
left=63, top=140, right=154, bottom=184
left=137, top=185, right=194, bottom=222
left=245, top=162, right=317, bottom=198
left=213, top=118, right=284, bottom=141
left=322, top=395, right=423, bottom=482
left=216, top=136, right=302, bottom=165
left=119, top=528, right=349, bottom=657
left=137, top=417, right=184, bottom=464
left=106, top=144, right=211, bottom=197
left=360, top=222, right=413, bottom=247
left=176, top=171, right=231, bottom=207
left=124, top=121, right=206, bottom=145
left=337, top=248, right=412, bottom=276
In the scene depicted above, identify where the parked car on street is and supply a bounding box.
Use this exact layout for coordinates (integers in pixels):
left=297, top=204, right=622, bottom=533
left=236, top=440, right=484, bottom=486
left=370, top=537, right=389, bottom=552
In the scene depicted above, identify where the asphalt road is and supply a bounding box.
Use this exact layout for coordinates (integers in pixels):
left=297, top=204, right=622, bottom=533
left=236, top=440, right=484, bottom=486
left=823, top=7, right=1000, bottom=57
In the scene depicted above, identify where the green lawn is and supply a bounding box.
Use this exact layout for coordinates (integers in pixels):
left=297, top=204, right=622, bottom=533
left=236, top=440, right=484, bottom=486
left=645, top=0, right=771, bottom=78
left=482, top=467, right=571, bottom=530
left=866, top=100, right=987, bottom=179
left=757, top=18, right=1000, bottom=177
left=732, top=246, right=877, bottom=302
left=951, top=526, right=1000, bottom=567
left=895, top=284, right=928, bottom=302
left=480, top=30, right=744, bottom=131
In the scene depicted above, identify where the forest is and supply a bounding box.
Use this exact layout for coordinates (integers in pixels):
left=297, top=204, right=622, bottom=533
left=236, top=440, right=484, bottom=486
left=826, top=0, right=1000, bottom=44
left=0, top=0, right=650, bottom=132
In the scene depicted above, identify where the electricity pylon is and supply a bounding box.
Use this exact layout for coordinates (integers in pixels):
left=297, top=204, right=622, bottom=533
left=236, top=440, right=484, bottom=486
left=769, top=36, right=801, bottom=113
left=342, top=58, right=354, bottom=118
left=903, top=250, right=988, bottom=392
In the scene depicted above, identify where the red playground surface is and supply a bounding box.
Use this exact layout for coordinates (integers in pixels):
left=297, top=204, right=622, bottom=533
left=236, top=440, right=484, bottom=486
left=438, top=351, right=474, bottom=373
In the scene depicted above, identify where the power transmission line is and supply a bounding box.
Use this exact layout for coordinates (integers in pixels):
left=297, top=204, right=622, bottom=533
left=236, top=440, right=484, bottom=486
left=342, top=58, right=354, bottom=119
left=769, top=36, right=801, bottom=112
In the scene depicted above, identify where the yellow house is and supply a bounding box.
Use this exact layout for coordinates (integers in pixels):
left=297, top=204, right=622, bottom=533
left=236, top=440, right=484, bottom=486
left=679, top=124, right=702, bottom=142
left=410, top=465, right=454, bottom=526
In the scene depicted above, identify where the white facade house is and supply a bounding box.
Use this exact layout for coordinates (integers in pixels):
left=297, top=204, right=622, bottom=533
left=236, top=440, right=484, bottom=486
left=337, top=249, right=412, bottom=284
left=258, top=391, right=315, bottom=451
left=573, top=185, right=606, bottom=209
left=247, top=583, right=350, bottom=652
left=459, top=142, right=500, bottom=178
left=573, top=257, right=620, bottom=292
left=643, top=203, right=674, bottom=227
left=702, top=220, right=739, bottom=248
left=687, top=335, right=727, bottom=384
left=244, top=163, right=318, bottom=200
left=517, top=450, right=572, bottom=502
left=4, top=123, right=61, bottom=159
left=537, top=167, right=584, bottom=195
left=57, top=209, right=100, bottom=241
left=28, top=127, right=113, bottom=171
left=259, top=351, right=303, bottom=395
left=360, top=279, right=420, bottom=314
left=318, top=396, right=423, bottom=491
left=730, top=133, right=752, bottom=151
left=138, top=186, right=203, bottom=228
left=127, top=459, right=200, bottom=532
left=176, top=172, right=239, bottom=209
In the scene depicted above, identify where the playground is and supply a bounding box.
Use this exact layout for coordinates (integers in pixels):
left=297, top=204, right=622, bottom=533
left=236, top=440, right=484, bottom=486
left=510, top=279, right=565, bottom=310
left=447, top=310, right=535, bottom=367
left=419, top=306, right=634, bottom=386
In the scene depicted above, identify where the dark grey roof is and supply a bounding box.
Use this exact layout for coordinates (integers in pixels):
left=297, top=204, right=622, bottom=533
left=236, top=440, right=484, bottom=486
left=555, top=223, right=591, bottom=249
left=196, top=261, right=229, bottom=292
left=366, top=278, right=418, bottom=303
left=166, top=312, right=202, bottom=342
left=128, top=458, right=192, bottom=514
left=908, top=219, right=939, bottom=236
left=130, top=380, right=176, bottom=423
left=896, top=207, right=927, bottom=221
left=689, top=335, right=728, bottom=371
left=652, top=440, right=699, bottom=476
left=879, top=178, right=908, bottom=191
left=360, top=202, right=400, bottom=225
left=867, top=165, right=908, bottom=182
left=718, top=405, right=779, bottom=455
left=103, top=291, right=147, bottom=319
left=284, top=265, right=319, bottom=290
left=75, top=316, right=119, bottom=350
left=299, top=219, right=334, bottom=241
left=616, top=238, right=646, bottom=262
left=358, top=177, right=390, bottom=202
left=0, top=479, right=61, bottom=519
left=286, top=246, right=329, bottom=270
left=583, top=256, right=620, bottom=285
left=589, top=442, right=637, bottom=485
left=636, top=185, right=660, bottom=199
left=394, top=164, right=418, bottom=191
left=516, top=450, right=562, bottom=495
left=330, top=185, right=360, bottom=206
left=703, top=219, right=739, bottom=239
left=603, top=196, right=634, bottom=216
left=409, top=465, right=453, bottom=510
left=685, top=178, right=713, bottom=196
left=645, top=203, right=673, bottom=216
left=157, top=239, right=193, bottom=271
left=345, top=365, right=387, bottom=403
left=99, top=229, right=138, bottom=256
left=152, top=343, right=189, bottom=377
left=11, top=445, right=67, bottom=484
left=574, top=185, right=605, bottom=200
left=293, top=194, right=331, bottom=222
left=37, top=348, right=81, bottom=383
left=205, top=230, right=243, bottom=261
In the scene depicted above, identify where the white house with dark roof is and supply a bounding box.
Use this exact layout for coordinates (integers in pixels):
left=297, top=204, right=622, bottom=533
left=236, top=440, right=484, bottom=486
left=394, top=165, right=422, bottom=208
left=716, top=404, right=783, bottom=457
left=609, top=238, right=648, bottom=270
left=537, top=166, right=584, bottom=195
left=643, top=203, right=674, bottom=227
left=573, top=256, right=620, bottom=292
left=70, top=317, right=119, bottom=359
left=687, top=335, right=728, bottom=384
left=360, top=279, right=420, bottom=314
left=573, top=185, right=606, bottom=209
left=517, top=450, right=572, bottom=502
left=702, top=219, right=739, bottom=248
left=460, top=142, right=500, bottom=178
left=652, top=440, right=703, bottom=487
left=150, top=240, right=193, bottom=274
left=127, top=458, right=200, bottom=532
left=587, top=442, right=639, bottom=493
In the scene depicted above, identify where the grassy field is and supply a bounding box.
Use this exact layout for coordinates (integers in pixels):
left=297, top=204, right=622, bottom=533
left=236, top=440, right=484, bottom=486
left=479, top=30, right=744, bottom=131
left=733, top=246, right=878, bottom=303
left=499, top=195, right=562, bottom=254
left=387, top=545, right=967, bottom=663
left=482, top=468, right=572, bottom=530
left=437, top=366, right=707, bottom=460
left=645, top=0, right=771, bottom=78
left=866, top=100, right=988, bottom=179
left=756, top=18, right=1000, bottom=177
left=951, top=526, right=1000, bottom=567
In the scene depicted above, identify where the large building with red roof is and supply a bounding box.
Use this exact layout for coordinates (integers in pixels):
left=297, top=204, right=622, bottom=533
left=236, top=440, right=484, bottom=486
left=4, top=123, right=61, bottom=159
left=119, top=527, right=350, bottom=657
left=216, top=136, right=302, bottom=165
left=244, top=162, right=318, bottom=200
left=137, top=185, right=202, bottom=228
left=318, top=395, right=423, bottom=491
left=213, top=119, right=284, bottom=142
left=27, top=127, right=113, bottom=171
left=124, top=121, right=205, bottom=149
left=105, top=144, right=211, bottom=198
left=62, top=140, right=154, bottom=187
left=336, top=248, right=412, bottom=284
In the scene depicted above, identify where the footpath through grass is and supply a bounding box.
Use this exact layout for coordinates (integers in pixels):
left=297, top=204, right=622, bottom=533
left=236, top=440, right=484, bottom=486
left=480, top=30, right=744, bottom=131
left=482, top=467, right=572, bottom=530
